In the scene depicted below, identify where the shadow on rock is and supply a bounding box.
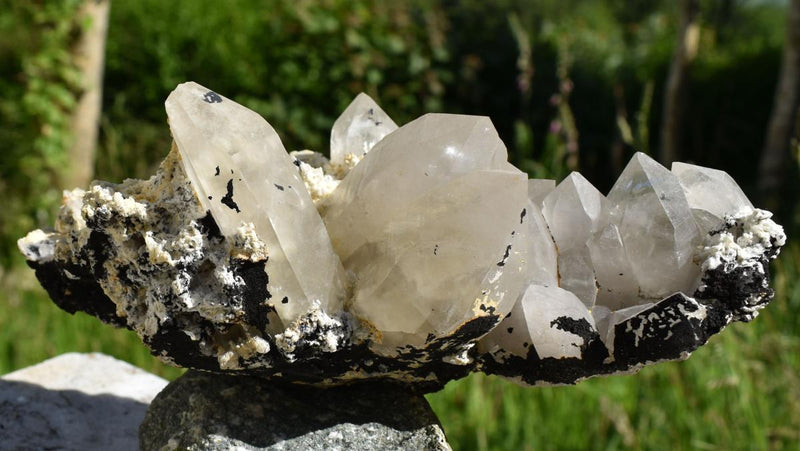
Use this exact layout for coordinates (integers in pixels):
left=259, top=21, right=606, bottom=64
left=140, top=370, right=451, bottom=450
left=0, top=379, right=150, bottom=450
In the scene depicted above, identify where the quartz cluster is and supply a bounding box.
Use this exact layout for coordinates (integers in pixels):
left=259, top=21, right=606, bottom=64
left=19, top=82, right=785, bottom=390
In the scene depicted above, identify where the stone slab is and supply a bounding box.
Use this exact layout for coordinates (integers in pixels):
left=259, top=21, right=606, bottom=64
left=0, top=352, right=168, bottom=450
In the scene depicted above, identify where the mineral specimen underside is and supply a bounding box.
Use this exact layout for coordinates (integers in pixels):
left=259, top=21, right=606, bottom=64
left=19, top=82, right=786, bottom=392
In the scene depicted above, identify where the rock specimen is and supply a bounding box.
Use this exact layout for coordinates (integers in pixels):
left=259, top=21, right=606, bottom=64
left=19, top=82, right=785, bottom=390
left=140, top=371, right=450, bottom=450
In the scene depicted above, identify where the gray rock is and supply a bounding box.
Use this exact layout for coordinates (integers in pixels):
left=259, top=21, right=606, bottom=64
left=0, top=352, right=168, bottom=450
left=140, top=370, right=451, bottom=450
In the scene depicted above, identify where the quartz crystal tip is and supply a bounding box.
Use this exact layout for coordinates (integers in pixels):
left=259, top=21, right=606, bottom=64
left=330, top=92, right=398, bottom=167
left=323, top=112, right=528, bottom=352
left=165, top=81, right=347, bottom=329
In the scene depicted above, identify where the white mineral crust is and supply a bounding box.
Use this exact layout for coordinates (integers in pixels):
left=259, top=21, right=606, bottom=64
left=323, top=113, right=528, bottom=351
left=165, top=82, right=346, bottom=328
left=697, top=207, right=785, bottom=272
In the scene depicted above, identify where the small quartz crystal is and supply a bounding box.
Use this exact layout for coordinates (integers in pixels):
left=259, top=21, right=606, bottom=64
left=329, top=93, right=398, bottom=169
left=479, top=284, right=596, bottom=360
left=541, top=172, right=608, bottom=308
left=672, top=162, right=753, bottom=233
left=520, top=201, right=558, bottom=286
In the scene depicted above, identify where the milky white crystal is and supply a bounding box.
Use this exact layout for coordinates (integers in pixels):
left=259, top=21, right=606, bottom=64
left=528, top=179, right=555, bottom=207
left=542, top=172, right=608, bottom=248
left=330, top=93, right=398, bottom=168
left=479, top=284, right=595, bottom=360
left=672, top=162, right=753, bottom=233
left=542, top=172, right=608, bottom=308
left=607, top=153, right=701, bottom=300
left=165, top=82, right=346, bottom=328
left=591, top=302, right=654, bottom=357
left=521, top=201, right=558, bottom=286
left=521, top=285, right=595, bottom=360
left=587, top=223, right=641, bottom=310
left=323, top=113, right=528, bottom=351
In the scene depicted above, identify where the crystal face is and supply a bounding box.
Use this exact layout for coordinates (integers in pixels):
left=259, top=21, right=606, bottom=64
left=329, top=93, right=398, bottom=167
left=521, top=201, right=558, bottom=287
left=541, top=172, right=608, bottom=308
left=587, top=223, right=640, bottom=310
left=480, top=285, right=596, bottom=360
left=323, top=113, right=528, bottom=350
left=18, top=82, right=785, bottom=391
left=165, top=83, right=347, bottom=330
left=672, top=162, right=753, bottom=233
left=528, top=179, right=555, bottom=206
left=607, top=153, right=701, bottom=300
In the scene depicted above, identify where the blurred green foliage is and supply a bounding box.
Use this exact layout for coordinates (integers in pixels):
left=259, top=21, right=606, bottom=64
left=98, top=0, right=450, bottom=181
left=1, top=1, right=798, bottom=449
left=0, top=0, right=793, bottom=266
left=0, top=1, right=84, bottom=266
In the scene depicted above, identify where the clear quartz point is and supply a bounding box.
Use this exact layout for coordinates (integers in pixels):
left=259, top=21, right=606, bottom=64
left=541, top=172, right=608, bottom=308
left=672, top=162, right=753, bottom=233
left=542, top=172, right=608, bottom=252
left=591, top=302, right=654, bottom=356
left=528, top=179, right=555, bottom=207
left=479, top=284, right=596, bottom=360
left=522, top=201, right=558, bottom=286
left=165, top=82, right=346, bottom=328
left=587, top=223, right=641, bottom=310
left=556, top=247, right=598, bottom=308
left=330, top=93, right=398, bottom=167
left=323, top=113, right=528, bottom=351
left=607, top=153, right=701, bottom=299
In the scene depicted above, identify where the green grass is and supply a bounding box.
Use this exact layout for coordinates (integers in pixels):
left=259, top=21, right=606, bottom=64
left=0, top=265, right=184, bottom=380
left=2, top=244, right=799, bottom=450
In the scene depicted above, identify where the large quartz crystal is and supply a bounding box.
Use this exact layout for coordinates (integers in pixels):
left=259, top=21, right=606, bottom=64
left=18, top=82, right=785, bottom=391
left=608, top=153, right=701, bottom=300
left=166, top=83, right=346, bottom=331
left=323, top=113, right=528, bottom=350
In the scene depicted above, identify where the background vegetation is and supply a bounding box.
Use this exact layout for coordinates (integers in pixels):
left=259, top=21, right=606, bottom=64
left=1, top=1, right=798, bottom=449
